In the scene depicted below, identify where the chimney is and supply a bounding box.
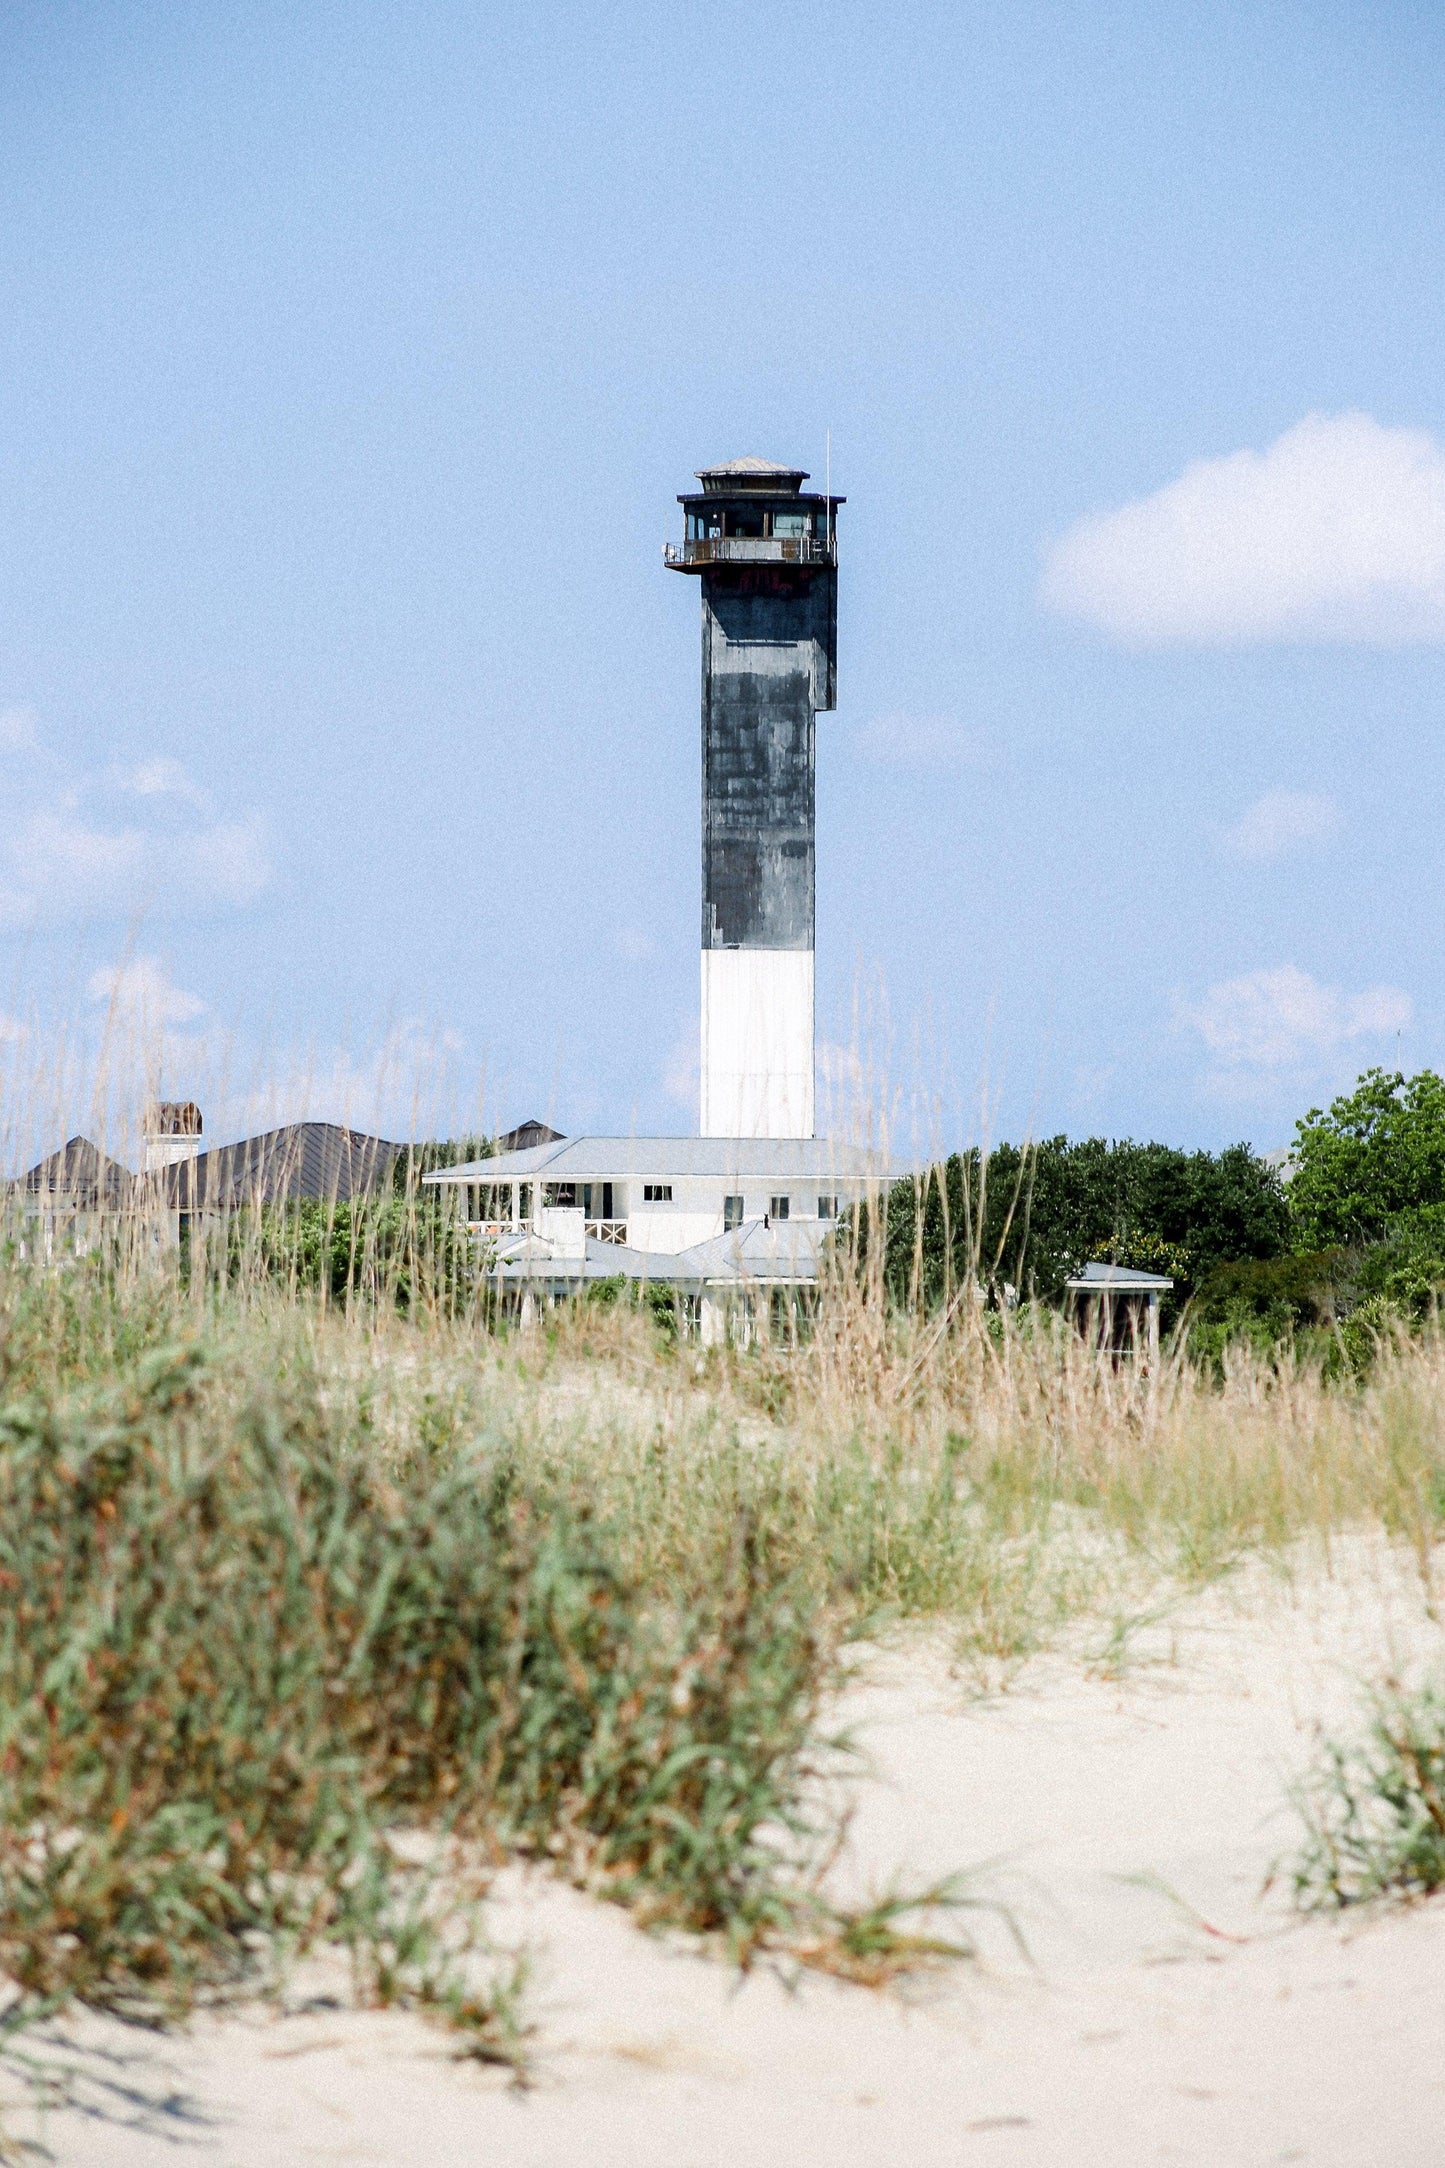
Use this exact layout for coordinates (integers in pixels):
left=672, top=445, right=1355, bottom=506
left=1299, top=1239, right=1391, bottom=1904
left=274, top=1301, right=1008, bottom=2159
left=143, top=1101, right=202, bottom=1174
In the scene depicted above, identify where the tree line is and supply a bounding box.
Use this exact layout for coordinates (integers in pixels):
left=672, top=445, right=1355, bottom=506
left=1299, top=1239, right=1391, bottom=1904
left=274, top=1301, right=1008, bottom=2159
left=861, top=1067, right=1445, bottom=1349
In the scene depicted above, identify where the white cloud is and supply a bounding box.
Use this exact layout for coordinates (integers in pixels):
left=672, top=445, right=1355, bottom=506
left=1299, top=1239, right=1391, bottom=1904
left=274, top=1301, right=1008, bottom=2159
left=0, top=721, right=269, bottom=931
left=223, top=1019, right=466, bottom=1140
left=855, top=713, right=993, bottom=767
left=1222, top=789, right=1341, bottom=863
left=88, top=956, right=206, bottom=1029
left=3, top=811, right=147, bottom=915
left=115, top=756, right=211, bottom=811
left=0, top=791, right=269, bottom=929
left=173, top=819, right=270, bottom=906
left=77, top=956, right=212, bottom=1135
left=1178, top=964, right=1411, bottom=1080
left=1041, top=412, right=1445, bottom=645
left=13, top=977, right=470, bottom=1160
left=818, top=1041, right=865, bottom=1094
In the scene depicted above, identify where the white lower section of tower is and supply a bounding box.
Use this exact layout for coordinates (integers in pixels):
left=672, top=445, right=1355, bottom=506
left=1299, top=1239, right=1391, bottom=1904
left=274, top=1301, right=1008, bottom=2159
left=699, top=949, right=814, bottom=1140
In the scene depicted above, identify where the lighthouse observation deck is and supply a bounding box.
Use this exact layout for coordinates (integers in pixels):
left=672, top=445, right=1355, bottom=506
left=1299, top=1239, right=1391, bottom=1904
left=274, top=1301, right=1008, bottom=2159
left=666, top=455, right=842, bottom=580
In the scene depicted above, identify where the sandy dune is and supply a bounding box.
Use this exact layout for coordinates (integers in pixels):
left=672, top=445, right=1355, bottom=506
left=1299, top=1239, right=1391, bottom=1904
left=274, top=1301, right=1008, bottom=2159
left=6, top=1540, right=1444, bottom=2166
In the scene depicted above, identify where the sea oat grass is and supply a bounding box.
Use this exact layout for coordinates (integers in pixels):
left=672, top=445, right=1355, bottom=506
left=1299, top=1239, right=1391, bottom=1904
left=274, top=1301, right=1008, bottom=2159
left=1287, top=1677, right=1445, bottom=1908
left=3, top=1232, right=1445, bottom=2031
left=0, top=1321, right=838, bottom=2024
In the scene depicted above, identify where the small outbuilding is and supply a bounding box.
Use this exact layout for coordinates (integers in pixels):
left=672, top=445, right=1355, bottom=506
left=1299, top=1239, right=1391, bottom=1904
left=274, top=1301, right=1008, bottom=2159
left=1064, top=1260, right=1173, bottom=1365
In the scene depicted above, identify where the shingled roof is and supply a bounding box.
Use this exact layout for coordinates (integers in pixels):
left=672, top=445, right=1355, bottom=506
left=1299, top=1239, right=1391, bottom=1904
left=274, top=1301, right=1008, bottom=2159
left=166, top=1122, right=400, bottom=1210
left=19, top=1136, right=132, bottom=1209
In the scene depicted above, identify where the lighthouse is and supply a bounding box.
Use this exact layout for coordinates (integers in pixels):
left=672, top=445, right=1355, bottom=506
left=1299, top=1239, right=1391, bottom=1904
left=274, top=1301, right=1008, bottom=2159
left=428, top=457, right=909, bottom=1311
left=665, top=457, right=841, bottom=1139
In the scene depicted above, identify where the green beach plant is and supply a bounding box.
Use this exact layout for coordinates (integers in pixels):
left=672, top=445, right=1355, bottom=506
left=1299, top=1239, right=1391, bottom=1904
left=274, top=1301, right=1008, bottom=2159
left=1286, top=1677, right=1445, bottom=1909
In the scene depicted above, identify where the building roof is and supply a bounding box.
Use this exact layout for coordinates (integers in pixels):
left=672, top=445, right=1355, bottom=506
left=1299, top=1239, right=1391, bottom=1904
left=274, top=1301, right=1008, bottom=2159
left=425, top=1134, right=913, bottom=1186
left=1064, top=1261, right=1174, bottom=1293
left=166, top=1122, right=400, bottom=1209
left=483, top=1215, right=828, bottom=1288
left=18, top=1136, right=132, bottom=1208
left=695, top=456, right=809, bottom=484
left=670, top=1217, right=826, bottom=1283
left=495, top=1118, right=564, bottom=1154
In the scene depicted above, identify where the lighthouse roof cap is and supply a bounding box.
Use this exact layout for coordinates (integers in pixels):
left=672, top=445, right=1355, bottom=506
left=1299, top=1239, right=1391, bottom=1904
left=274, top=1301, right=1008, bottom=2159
left=695, top=455, right=809, bottom=494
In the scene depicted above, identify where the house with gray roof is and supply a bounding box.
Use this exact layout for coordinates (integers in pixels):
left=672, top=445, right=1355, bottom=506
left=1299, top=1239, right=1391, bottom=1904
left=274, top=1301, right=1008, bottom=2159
left=425, top=1132, right=909, bottom=1337
left=165, top=1121, right=401, bottom=1213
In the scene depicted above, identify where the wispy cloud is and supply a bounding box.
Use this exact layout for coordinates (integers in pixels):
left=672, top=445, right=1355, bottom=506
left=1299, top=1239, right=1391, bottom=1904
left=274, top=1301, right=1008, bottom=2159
left=89, top=955, right=206, bottom=1029
left=1041, top=412, right=1445, bottom=645
left=77, top=961, right=465, bottom=1145
left=0, top=727, right=269, bottom=929
left=113, top=756, right=212, bottom=812
left=1178, top=964, right=1411, bottom=1093
left=225, top=1019, right=466, bottom=1141
left=1222, top=789, right=1341, bottom=864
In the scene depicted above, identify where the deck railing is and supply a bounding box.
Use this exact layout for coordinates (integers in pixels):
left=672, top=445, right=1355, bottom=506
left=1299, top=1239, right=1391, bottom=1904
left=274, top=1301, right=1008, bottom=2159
left=468, top=1217, right=629, bottom=1248
left=664, top=534, right=833, bottom=570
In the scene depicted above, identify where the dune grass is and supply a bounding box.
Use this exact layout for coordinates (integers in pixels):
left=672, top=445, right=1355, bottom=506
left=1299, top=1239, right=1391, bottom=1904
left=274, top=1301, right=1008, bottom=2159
left=1288, top=1676, right=1445, bottom=1909
left=2, top=1210, right=1445, bottom=2049
left=0, top=1306, right=839, bottom=2048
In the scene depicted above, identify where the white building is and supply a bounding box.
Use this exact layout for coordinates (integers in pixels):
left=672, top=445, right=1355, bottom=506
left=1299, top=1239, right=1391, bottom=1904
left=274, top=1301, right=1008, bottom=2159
left=424, top=1132, right=909, bottom=1330
left=438, top=1133, right=901, bottom=1254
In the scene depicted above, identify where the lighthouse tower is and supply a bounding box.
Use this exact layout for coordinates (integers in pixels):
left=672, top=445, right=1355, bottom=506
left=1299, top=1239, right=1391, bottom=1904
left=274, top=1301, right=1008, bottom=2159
left=666, top=457, right=840, bottom=1139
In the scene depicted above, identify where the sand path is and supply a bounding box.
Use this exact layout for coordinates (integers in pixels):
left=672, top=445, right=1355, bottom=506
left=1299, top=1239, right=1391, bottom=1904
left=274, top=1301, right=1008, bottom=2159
left=6, top=1540, right=1444, bottom=2166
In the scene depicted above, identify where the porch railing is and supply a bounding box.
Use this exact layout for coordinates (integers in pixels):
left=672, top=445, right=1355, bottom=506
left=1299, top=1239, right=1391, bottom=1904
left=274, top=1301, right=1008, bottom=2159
left=664, top=535, right=833, bottom=570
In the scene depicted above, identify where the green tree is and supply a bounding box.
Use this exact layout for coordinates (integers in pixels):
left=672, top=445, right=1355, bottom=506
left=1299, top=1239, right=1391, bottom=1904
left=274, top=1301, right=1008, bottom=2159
left=1289, top=1069, right=1445, bottom=1251
left=857, top=1136, right=1287, bottom=1312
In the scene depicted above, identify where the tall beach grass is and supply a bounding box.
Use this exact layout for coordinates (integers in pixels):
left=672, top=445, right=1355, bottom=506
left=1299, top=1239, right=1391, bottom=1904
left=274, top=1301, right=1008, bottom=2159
left=3, top=1034, right=1445, bottom=2043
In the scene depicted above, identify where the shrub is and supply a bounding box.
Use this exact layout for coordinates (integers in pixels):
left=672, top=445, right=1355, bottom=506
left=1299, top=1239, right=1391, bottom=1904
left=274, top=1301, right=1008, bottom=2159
left=1188, top=1250, right=1350, bottom=1356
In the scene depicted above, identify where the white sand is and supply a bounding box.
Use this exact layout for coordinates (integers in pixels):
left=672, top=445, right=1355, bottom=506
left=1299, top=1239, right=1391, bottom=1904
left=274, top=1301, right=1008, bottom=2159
left=7, top=1538, right=1445, bottom=2167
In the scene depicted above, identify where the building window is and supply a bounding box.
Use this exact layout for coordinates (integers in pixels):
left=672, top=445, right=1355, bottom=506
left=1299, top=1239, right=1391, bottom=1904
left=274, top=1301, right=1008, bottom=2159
left=723, top=1195, right=744, bottom=1230
left=769, top=1194, right=790, bottom=1222
left=643, top=1183, right=672, bottom=1203
left=817, top=1195, right=838, bottom=1221
left=543, top=1183, right=577, bottom=1207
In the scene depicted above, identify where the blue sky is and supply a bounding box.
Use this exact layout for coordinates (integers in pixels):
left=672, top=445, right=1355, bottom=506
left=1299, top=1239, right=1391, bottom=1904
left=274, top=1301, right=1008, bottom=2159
left=2, top=0, right=1443, bottom=1154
